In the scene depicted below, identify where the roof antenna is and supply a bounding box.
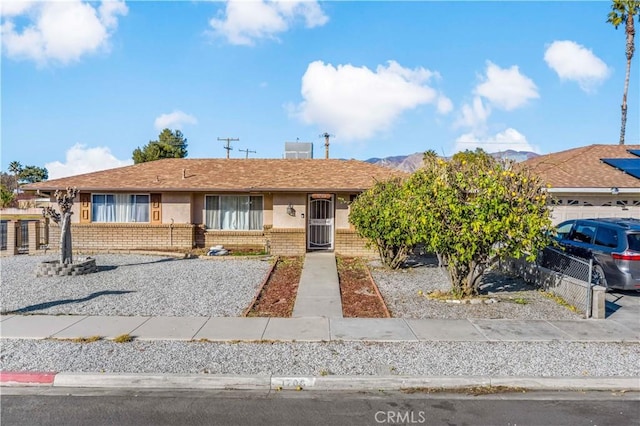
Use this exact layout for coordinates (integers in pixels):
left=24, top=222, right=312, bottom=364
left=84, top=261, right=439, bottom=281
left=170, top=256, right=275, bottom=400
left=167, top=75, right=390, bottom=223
left=319, top=132, right=334, bottom=159
left=218, top=137, right=239, bottom=159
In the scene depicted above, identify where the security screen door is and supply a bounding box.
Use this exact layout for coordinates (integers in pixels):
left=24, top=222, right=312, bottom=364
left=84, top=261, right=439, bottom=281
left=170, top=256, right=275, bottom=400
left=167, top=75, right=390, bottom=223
left=307, top=194, right=334, bottom=250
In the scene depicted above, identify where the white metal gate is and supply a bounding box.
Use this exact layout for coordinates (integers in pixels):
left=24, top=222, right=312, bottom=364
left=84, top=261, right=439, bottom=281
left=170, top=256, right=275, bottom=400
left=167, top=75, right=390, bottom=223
left=307, top=194, right=334, bottom=250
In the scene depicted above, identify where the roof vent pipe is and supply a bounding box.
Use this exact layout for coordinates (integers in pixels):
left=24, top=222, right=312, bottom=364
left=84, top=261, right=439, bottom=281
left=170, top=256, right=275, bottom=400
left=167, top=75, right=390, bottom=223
left=182, top=168, right=186, bottom=179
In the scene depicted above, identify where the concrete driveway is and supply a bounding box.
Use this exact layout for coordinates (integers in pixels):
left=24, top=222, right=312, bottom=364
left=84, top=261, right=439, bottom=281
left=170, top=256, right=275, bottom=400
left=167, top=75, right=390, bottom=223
left=606, top=290, right=640, bottom=333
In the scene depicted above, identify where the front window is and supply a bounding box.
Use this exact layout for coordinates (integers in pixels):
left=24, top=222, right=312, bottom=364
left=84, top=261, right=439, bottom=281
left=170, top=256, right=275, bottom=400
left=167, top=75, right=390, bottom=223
left=92, top=194, right=149, bottom=223
left=205, top=195, right=263, bottom=230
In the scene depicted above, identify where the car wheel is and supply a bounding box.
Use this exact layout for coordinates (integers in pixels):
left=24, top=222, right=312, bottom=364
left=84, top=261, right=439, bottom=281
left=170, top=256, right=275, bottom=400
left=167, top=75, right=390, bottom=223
left=592, top=265, right=608, bottom=290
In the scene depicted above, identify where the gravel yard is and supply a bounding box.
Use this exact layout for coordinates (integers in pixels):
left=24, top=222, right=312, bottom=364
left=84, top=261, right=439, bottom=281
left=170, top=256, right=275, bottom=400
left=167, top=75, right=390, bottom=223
left=0, top=254, right=272, bottom=317
left=1, top=339, right=638, bottom=377
left=372, top=257, right=583, bottom=320
left=1, top=254, right=638, bottom=378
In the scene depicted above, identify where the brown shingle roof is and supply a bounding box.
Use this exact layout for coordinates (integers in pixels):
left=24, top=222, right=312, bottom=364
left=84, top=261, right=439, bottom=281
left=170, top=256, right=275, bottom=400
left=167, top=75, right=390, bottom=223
left=522, top=144, right=640, bottom=189
left=24, top=158, right=407, bottom=192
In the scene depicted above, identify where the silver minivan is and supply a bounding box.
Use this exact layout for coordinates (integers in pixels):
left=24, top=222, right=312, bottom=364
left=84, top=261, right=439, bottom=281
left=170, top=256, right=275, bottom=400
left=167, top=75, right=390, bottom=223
left=554, top=218, right=640, bottom=291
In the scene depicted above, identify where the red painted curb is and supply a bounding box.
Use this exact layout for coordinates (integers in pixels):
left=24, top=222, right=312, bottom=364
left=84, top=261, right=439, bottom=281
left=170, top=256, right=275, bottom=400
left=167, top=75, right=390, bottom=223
left=0, top=371, right=57, bottom=384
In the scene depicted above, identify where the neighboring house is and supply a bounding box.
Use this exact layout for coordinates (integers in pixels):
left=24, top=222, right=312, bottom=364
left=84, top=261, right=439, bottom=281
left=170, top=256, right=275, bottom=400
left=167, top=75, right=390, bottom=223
left=523, top=144, right=640, bottom=224
left=22, top=158, right=406, bottom=256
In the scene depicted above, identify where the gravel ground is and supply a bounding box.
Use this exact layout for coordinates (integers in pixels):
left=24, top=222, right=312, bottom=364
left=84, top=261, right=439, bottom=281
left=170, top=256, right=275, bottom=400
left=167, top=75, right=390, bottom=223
left=372, top=257, right=583, bottom=320
left=0, top=254, right=272, bottom=317
left=1, top=254, right=638, bottom=378
left=1, top=339, right=638, bottom=377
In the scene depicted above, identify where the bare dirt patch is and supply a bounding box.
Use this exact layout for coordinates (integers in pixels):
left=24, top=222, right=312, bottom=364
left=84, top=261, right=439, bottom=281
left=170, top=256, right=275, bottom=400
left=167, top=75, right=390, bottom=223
left=245, top=257, right=303, bottom=317
left=337, top=256, right=390, bottom=318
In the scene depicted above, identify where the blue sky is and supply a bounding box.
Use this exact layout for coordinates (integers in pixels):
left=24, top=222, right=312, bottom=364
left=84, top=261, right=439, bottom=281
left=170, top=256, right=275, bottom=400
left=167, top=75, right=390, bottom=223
left=2, top=0, right=638, bottom=179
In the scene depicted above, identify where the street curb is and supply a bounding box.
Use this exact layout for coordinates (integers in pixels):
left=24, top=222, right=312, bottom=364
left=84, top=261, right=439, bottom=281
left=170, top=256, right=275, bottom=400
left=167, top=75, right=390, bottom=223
left=0, top=371, right=57, bottom=386
left=53, top=373, right=271, bottom=390
left=2, top=372, right=638, bottom=391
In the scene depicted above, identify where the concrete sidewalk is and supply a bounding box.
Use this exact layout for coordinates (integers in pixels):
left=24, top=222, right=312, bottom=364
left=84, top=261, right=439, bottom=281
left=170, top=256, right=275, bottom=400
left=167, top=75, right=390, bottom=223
left=292, top=252, right=343, bottom=318
left=1, top=314, right=638, bottom=342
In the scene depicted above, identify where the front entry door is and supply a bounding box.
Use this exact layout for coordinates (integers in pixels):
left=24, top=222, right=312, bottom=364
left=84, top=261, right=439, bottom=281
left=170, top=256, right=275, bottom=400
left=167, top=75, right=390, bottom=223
left=307, top=194, right=334, bottom=250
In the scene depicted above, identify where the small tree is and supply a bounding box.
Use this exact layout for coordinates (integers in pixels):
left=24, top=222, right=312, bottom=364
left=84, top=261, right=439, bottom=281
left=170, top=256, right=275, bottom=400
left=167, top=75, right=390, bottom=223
left=349, top=177, right=415, bottom=269
left=407, top=149, right=553, bottom=297
left=19, top=165, right=48, bottom=184
left=43, top=187, right=79, bottom=265
left=0, top=184, right=16, bottom=207
left=132, top=129, right=188, bottom=163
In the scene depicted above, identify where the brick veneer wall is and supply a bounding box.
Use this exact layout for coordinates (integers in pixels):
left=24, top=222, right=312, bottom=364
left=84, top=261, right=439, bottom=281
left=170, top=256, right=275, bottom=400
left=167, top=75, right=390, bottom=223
left=49, top=223, right=195, bottom=251
left=204, top=230, right=267, bottom=251
left=334, top=229, right=377, bottom=258
left=269, top=228, right=306, bottom=256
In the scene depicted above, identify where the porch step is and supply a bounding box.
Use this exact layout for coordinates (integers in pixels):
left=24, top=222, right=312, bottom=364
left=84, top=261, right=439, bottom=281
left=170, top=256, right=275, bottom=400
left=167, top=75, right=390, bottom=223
left=292, top=252, right=343, bottom=318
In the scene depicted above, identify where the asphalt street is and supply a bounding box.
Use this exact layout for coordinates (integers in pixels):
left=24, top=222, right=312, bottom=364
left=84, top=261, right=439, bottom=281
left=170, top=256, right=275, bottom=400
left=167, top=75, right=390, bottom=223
left=2, top=388, right=639, bottom=426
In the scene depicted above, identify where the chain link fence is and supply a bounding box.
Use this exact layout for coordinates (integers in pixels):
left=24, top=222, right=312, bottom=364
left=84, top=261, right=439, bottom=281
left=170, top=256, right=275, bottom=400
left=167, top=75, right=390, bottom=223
left=539, top=246, right=593, bottom=283
left=503, top=246, right=597, bottom=318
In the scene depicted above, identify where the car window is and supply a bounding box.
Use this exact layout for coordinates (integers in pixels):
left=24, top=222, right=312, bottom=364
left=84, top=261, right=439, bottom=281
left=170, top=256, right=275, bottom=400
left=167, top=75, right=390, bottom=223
left=594, top=227, right=618, bottom=248
left=628, top=233, right=640, bottom=252
left=555, top=221, right=574, bottom=240
left=569, top=224, right=596, bottom=244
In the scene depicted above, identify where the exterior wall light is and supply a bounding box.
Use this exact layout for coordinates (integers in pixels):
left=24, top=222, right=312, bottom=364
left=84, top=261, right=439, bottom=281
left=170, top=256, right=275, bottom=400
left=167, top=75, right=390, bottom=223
left=287, top=203, right=296, bottom=216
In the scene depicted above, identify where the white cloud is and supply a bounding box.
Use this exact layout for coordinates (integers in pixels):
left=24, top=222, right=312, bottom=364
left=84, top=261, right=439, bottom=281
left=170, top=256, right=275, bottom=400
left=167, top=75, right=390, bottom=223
left=453, top=128, right=538, bottom=155
left=544, top=40, right=610, bottom=92
left=293, top=60, right=446, bottom=140
left=436, top=95, right=454, bottom=115
left=154, top=110, right=198, bottom=131
left=455, top=96, right=491, bottom=130
left=209, top=0, right=328, bottom=46
left=474, top=61, right=539, bottom=111
left=0, top=1, right=36, bottom=17
left=1, top=0, right=127, bottom=66
left=45, top=144, right=132, bottom=179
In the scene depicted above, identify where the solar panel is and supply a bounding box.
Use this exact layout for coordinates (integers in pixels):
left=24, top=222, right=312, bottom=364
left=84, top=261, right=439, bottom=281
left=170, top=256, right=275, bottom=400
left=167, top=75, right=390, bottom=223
left=628, top=149, right=640, bottom=158
left=601, top=158, right=640, bottom=179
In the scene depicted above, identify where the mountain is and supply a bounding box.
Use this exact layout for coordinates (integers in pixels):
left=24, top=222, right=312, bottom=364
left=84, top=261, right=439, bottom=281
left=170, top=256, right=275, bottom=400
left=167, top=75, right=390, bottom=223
left=365, top=150, right=539, bottom=173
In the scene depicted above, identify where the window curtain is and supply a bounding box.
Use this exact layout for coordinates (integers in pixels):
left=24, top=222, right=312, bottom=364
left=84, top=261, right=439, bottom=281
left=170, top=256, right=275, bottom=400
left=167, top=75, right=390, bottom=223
left=205, top=196, right=219, bottom=229
left=115, top=194, right=132, bottom=222
left=92, top=194, right=148, bottom=223
left=92, top=194, right=116, bottom=222
left=205, top=195, right=262, bottom=230
left=133, top=195, right=149, bottom=222
left=249, top=196, right=263, bottom=230
left=221, top=196, right=249, bottom=230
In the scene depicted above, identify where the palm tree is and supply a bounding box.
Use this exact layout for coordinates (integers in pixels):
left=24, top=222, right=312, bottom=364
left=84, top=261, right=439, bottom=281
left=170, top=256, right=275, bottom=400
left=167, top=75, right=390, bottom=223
left=607, top=0, right=640, bottom=145
left=8, top=161, right=22, bottom=193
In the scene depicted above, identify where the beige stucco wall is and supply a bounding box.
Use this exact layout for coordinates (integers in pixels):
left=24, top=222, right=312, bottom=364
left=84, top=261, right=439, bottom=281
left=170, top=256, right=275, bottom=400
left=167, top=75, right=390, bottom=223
left=71, top=202, right=81, bottom=223
left=263, top=193, right=273, bottom=227
left=273, top=193, right=307, bottom=228
left=335, top=193, right=352, bottom=229
left=192, top=193, right=204, bottom=225
left=162, top=192, right=191, bottom=224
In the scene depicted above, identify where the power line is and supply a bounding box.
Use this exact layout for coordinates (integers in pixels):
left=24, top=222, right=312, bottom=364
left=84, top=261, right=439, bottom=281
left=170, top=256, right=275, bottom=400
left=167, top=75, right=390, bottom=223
left=217, top=137, right=238, bottom=159
left=239, top=148, right=256, bottom=159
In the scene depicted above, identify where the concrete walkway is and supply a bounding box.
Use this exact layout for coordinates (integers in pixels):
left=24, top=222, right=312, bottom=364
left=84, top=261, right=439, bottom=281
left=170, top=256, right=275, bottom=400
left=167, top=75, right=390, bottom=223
left=291, top=252, right=343, bottom=318
left=1, top=314, right=638, bottom=342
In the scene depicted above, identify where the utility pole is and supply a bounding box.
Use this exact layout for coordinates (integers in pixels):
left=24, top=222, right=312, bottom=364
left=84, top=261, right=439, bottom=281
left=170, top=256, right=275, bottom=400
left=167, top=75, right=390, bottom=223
left=319, top=132, right=334, bottom=159
left=218, top=137, right=239, bottom=159
left=239, top=148, right=256, bottom=159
